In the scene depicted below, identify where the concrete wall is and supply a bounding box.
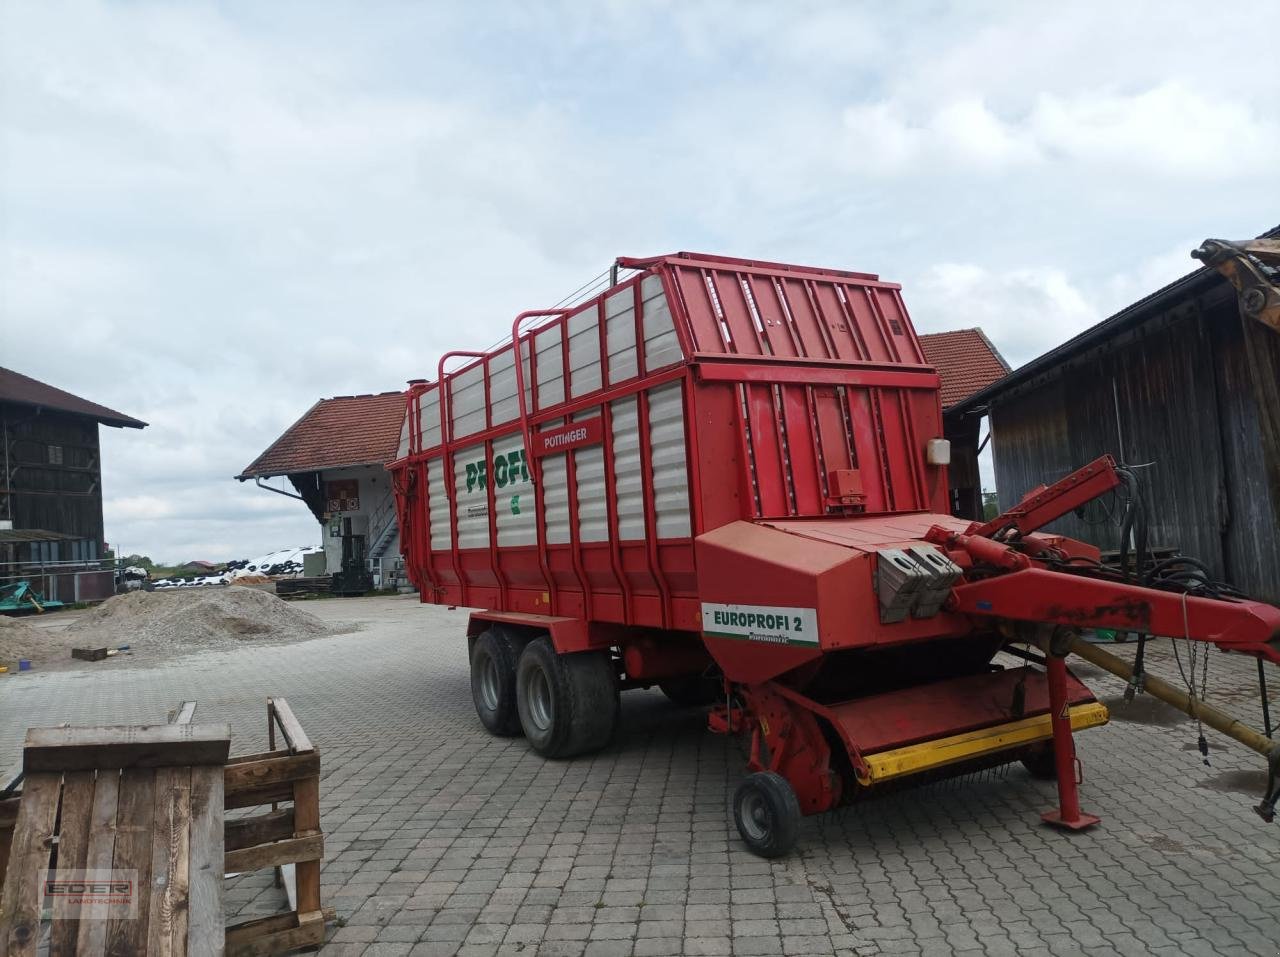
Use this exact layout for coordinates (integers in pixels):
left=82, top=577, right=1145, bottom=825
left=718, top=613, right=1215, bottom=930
left=317, top=464, right=400, bottom=578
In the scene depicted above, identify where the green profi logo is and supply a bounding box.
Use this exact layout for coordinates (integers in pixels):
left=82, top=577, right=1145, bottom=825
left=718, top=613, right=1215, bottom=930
left=701, top=602, right=820, bottom=647
left=464, top=450, right=530, bottom=494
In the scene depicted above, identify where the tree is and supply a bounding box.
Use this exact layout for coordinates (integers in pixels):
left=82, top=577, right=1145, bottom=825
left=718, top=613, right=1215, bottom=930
left=981, top=491, right=1000, bottom=521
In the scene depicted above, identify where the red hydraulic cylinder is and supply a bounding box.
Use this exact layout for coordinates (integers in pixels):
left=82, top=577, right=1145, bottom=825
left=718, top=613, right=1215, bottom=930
left=1041, top=653, right=1100, bottom=831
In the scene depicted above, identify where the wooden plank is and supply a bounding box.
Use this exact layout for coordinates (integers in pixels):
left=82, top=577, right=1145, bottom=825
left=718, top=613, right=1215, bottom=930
left=23, top=724, right=231, bottom=772
left=225, top=808, right=294, bottom=852
left=168, top=702, right=198, bottom=725
left=186, top=766, right=224, bottom=957
left=224, top=912, right=299, bottom=945
left=0, top=771, right=62, bottom=956
left=267, top=699, right=312, bottom=754
left=223, top=751, right=319, bottom=795
left=72, top=647, right=109, bottom=661
left=224, top=782, right=295, bottom=812
left=225, top=749, right=290, bottom=767
left=223, top=834, right=322, bottom=875
left=225, top=911, right=326, bottom=957
left=0, top=794, right=21, bottom=889
left=145, top=766, right=192, bottom=957
left=48, top=770, right=95, bottom=953
left=76, top=769, right=121, bottom=957
left=105, top=767, right=156, bottom=956
left=292, top=774, right=322, bottom=916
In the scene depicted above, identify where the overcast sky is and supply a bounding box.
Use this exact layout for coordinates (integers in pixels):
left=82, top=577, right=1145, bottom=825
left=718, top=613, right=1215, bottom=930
left=2, top=1, right=1277, bottom=562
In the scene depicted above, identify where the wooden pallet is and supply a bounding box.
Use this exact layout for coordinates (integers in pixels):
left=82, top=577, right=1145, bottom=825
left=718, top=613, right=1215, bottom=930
left=0, top=699, right=330, bottom=956
left=223, top=698, right=328, bottom=956
left=0, top=723, right=230, bottom=956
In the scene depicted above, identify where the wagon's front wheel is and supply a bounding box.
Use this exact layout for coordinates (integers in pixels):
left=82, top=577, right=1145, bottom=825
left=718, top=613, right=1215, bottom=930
left=516, top=638, right=619, bottom=758
left=733, top=771, right=801, bottom=858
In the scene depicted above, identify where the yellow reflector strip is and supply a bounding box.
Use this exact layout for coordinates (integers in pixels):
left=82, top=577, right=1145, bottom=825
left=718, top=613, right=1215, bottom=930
left=858, top=702, right=1110, bottom=785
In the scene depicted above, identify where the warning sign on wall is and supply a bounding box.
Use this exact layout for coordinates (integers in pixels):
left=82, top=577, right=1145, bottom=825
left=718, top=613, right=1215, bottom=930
left=326, top=479, right=360, bottom=513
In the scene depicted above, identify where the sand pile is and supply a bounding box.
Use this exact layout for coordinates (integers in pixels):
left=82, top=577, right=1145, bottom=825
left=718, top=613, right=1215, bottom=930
left=67, top=586, right=334, bottom=654
left=0, top=615, right=53, bottom=664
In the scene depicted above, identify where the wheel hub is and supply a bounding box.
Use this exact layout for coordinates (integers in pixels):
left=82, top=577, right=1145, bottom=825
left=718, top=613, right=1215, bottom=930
left=527, top=667, right=554, bottom=732
left=479, top=654, right=500, bottom=710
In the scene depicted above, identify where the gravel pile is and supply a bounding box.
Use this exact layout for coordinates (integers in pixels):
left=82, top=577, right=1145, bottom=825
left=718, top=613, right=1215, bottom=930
left=67, top=587, right=337, bottom=656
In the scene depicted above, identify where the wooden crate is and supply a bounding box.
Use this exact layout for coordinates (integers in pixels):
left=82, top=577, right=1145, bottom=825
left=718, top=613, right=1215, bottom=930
left=223, top=698, right=329, bottom=957
left=0, top=723, right=230, bottom=956
left=0, top=699, right=330, bottom=956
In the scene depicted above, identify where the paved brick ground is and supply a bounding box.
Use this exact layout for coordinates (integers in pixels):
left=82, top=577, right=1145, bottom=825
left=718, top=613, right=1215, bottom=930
left=2, top=594, right=1278, bottom=956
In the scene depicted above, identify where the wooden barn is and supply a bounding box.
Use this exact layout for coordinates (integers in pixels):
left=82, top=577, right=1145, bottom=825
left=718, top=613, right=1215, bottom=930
left=952, top=232, right=1280, bottom=603
left=0, top=367, right=147, bottom=602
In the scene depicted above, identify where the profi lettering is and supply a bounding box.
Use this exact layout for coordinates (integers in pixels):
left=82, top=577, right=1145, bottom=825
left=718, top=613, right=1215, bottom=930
left=465, top=450, right=529, bottom=493
left=712, top=609, right=804, bottom=632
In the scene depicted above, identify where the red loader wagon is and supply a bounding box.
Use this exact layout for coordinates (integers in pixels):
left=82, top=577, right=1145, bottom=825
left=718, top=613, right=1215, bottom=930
left=390, top=252, right=1280, bottom=856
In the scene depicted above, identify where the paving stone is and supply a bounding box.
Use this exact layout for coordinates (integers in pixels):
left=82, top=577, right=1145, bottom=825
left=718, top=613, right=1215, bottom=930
left=2, top=596, right=1275, bottom=957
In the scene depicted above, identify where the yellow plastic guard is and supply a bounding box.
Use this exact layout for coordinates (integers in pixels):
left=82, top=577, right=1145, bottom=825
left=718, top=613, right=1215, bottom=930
left=858, top=702, right=1110, bottom=785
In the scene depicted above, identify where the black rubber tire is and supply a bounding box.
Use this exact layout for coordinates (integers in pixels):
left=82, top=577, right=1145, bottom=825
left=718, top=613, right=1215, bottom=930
left=1021, top=744, right=1058, bottom=781
left=733, top=771, right=801, bottom=858
left=516, top=637, right=619, bottom=758
left=470, top=627, right=524, bottom=736
left=659, top=674, right=721, bottom=708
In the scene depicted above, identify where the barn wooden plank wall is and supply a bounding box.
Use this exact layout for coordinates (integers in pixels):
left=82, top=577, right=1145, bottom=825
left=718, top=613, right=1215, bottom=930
left=990, top=288, right=1280, bottom=603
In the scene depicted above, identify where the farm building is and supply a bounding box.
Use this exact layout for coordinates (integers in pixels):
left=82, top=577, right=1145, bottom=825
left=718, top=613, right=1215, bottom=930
left=918, top=328, right=1010, bottom=520
left=953, top=233, right=1280, bottom=604
left=0, top=366, right=147, bottom=601
left=237, top=392, right=407, bottom=584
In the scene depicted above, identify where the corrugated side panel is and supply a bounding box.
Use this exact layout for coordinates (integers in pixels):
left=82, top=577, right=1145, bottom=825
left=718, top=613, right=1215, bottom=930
left=611, top=396, right=644, bottom=540
left=489, top=347, right=519, bottom=426
left=450, top=365, right=486, bottom=438
left=667, top=261, right=924, bottom=364
left=568, top=306, right=602, bottom=398
left=574, top=413, right=608, bottom=542
left=642, top=275, right=682, bottom=370
left=541, top=451, right=571, bottom=545
left=427, top=458, right=449, bottom=548
left=606, top=288, right=638, bottom=382
left=397, top=412, right=410, bottom=459
left=418, top=389, right=442, bottom=450
left=536, top=327, right=565, bottom=409
left=492, top=432, right=536, bottom=546
left=453, top=442, right=490, bottom=549
left=647, top=381, right=691, bottom=537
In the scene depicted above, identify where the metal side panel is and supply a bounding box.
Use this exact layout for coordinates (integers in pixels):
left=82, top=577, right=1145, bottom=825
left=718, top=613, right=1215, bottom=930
left=397, top=412, right=410, bottom=459
left=427, top=457, right=449, bottom=549
left=541, top=452, right=571, bottom=545
left=418, top=389, right=442, bottom=451
left=453, top=442, right=490, bottom=549
left=450, top=364, right=487, bottom=438
left=642, top=274, right=683, bottom=370
left=536, top=327, right=565, bottom=409
left=489, top=347, right=519, bottom=426
left=610, top=396, right=644, bottom=540
left=647, top=381, right=691, bottom=537
left=492, top=432, right=535, bottom=546
left=574, top=417, right=608, bottom=542
left=568, top=305, right=602, bottom=398
left=606, top=288, right=638, bottom=383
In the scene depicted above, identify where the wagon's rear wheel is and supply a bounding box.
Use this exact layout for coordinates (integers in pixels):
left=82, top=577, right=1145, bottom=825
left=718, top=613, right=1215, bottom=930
left=733, top=771, right=801, bottom=858
left=516, top=637, right=619, bottom=758
left=470, top=627, right=524, bottom=736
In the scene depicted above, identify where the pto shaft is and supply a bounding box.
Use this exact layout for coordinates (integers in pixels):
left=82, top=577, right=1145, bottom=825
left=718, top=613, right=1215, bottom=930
left=1069, top=637, right=1276, bottom=759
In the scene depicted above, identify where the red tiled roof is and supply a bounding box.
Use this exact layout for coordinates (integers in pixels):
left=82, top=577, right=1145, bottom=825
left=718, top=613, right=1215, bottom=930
left=237, top=391, right=407, bottom=479
left=0, top=367, right=147, bottom=428
left=918, top=328, right=1011, bottom=410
